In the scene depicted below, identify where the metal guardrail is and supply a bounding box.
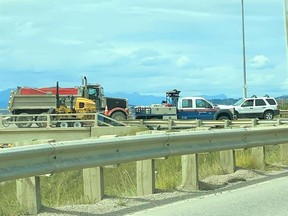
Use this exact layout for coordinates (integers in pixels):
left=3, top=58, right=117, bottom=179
left=280, top=109, right=288, bottom=117
left=123, top=118, right=286, bottom=130
left=1, top=125, right=288, bottom=182
left=1, top=109, right=288, bottom=129
left=0, top=113, right=285, bottom=130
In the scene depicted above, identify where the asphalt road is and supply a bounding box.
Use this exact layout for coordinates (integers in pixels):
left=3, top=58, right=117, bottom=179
left=129, top=174, right=288, bottom=216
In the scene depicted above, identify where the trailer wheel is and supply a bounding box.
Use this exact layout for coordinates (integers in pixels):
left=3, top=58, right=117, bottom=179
left=59, top=122, right=68, bottom=128
left=73, top=122, right=82, bottom=127
left=15, top=113, right=33, bottom=128
left=36, top=113, right=48, bottom=128
left=111, top=111, right=127, bottom=121
left=2, top=117, right=11, bottom=127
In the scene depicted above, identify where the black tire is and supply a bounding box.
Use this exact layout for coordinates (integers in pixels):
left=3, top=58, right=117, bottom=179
left=111, top=111, right=127, bottom=121
left=263, top=111, right=274, bottom=120
left=73, top=122, right=83, bottom=127
left=59, top=122, right=69, bottom=128
left=15, top=113, right=33, bottom=128
left=36, top=113, right=48, bottom=128
left=2, top=117, right=11, bottom=127
left=217, top=115, right=229, bottom=120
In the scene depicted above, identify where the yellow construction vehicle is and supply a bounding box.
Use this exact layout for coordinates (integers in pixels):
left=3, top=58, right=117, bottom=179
left=49, top=82, right=97, bottom=127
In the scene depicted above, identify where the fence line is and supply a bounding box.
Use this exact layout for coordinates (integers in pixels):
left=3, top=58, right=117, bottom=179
left=1, top=126, right=288, bottom=182
left=1, top=109, right=288, bottom=129
left=2, top=125, right=288, bottom=214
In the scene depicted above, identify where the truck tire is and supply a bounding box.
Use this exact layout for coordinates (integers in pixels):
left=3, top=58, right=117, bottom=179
left=59, top=122, right=69, bottom=128
left=15, top=113, right=33, bottom=128
left=36, top=113, right=48, bottom=128
left=73, top=122, right=83, bottom=127
left=217, top=115, right=230, bottom=120
left=2, top=117, right=11, bottom=127
left=111, top=111, right=127, bottom=121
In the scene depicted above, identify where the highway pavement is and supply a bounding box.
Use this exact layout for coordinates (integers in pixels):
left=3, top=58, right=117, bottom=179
left=129, top=173, right=288, bottom=216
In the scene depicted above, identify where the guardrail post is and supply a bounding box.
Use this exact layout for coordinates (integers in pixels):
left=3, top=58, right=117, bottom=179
left=280, top=144, right=288, bottom=163
left=46, top=114, right=51, bottom=128
left=251, top=118, right=257, bottom=127
left=94, top=113, right=99, bottom=127
left=251, top=119, right=265, bottom=170
left=168, top=118, right=173, bottom=131
left=83, top=167, right=104, bottom=202
left=0, top=115, right=3, bottom=128
left=220, top=150, right=235, bottom=173
left=16, top=177, right=41, bottom=215
left=220, top=120, right=235, bottom=173
left=180, top=154, right=199, bottom=191
left=276, top=119, right=281, bottom=126
left=15, top=139, right=54, bottom=214
left=252, top=147, right=266, bottom=170
left=196, top=119, right=202, bottom=128
left=224, top=120, right=230, bottom=128
left=137, top=159, right=155, bottom=195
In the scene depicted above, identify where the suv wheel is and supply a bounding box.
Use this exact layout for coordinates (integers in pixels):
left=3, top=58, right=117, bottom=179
left=263, top=111, right=274, bottom=120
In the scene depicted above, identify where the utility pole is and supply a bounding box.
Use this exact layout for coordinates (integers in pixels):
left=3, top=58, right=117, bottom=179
left=285, top=0, right=288, bottom=66
left=241, top=0, right=247, bottom=98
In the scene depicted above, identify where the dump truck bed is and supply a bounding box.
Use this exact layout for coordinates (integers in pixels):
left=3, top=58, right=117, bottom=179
left=8, top=94, right=82, bottom=113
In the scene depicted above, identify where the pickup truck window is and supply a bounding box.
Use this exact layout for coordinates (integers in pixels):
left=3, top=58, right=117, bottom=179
left=182, top=99, right=193, bottom=108
left=196, top=99, right=212, bottom=108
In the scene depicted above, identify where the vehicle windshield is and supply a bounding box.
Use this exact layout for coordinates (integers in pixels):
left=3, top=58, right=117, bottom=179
left=234, top=98, right=245, bottom=106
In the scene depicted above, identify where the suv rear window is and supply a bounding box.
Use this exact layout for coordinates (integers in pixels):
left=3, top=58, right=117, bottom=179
left=266, top=98, right=277, bottom=105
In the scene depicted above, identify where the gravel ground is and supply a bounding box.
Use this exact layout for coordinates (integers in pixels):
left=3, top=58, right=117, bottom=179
left=37, top=167, right=288, bottom=216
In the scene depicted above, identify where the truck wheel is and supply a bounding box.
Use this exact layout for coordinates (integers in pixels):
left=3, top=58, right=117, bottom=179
left=36, top=113, right=48, bottom=128
left=217, top=116, right=229, bottom=120
left=16, top=113, right=33, bottom=128
left=2, top=117, right=11, bottom=127
left=59, top=122, right=68, bottom=128
left=111, top=111, right=127, bottom=121
left=263, top=111, right=274, bottom=120
left=73, top=122, right=82, bottom=127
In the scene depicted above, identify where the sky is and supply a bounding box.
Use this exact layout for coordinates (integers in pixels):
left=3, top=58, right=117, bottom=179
left=0, top=0, right=287, bottom=98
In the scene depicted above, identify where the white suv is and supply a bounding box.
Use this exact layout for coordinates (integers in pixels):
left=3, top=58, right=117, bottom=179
left=230, top=96, right=279, bottom=120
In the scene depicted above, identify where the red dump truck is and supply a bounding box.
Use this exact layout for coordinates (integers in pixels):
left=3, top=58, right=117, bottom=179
left=8, top=77, right=129, bottom=127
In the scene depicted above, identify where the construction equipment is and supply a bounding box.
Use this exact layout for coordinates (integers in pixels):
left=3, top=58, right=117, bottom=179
left=48, top=82, right=97, bottom=128
left=8, top=77, right=129, bottom=128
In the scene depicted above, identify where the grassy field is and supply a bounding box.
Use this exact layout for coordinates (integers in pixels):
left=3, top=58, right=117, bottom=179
left=0, top=145, right=287, bottom=215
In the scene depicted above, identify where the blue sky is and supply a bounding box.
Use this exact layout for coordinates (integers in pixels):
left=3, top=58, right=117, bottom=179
left=0, top=0, right=287, bottom=98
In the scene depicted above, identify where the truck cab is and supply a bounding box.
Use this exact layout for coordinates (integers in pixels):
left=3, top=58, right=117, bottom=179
left=177, top=97, right=233, bottom=120
left=81, top=77, right=129, bottom=120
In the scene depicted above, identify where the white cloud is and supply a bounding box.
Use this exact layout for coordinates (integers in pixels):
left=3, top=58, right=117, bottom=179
left=176, top=56, right=191, bottom=68
left=249, top=55, right=273, bottom=70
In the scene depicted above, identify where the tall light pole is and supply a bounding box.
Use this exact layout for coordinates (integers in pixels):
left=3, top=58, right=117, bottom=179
left=241, top=0, right=247, bottom=98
